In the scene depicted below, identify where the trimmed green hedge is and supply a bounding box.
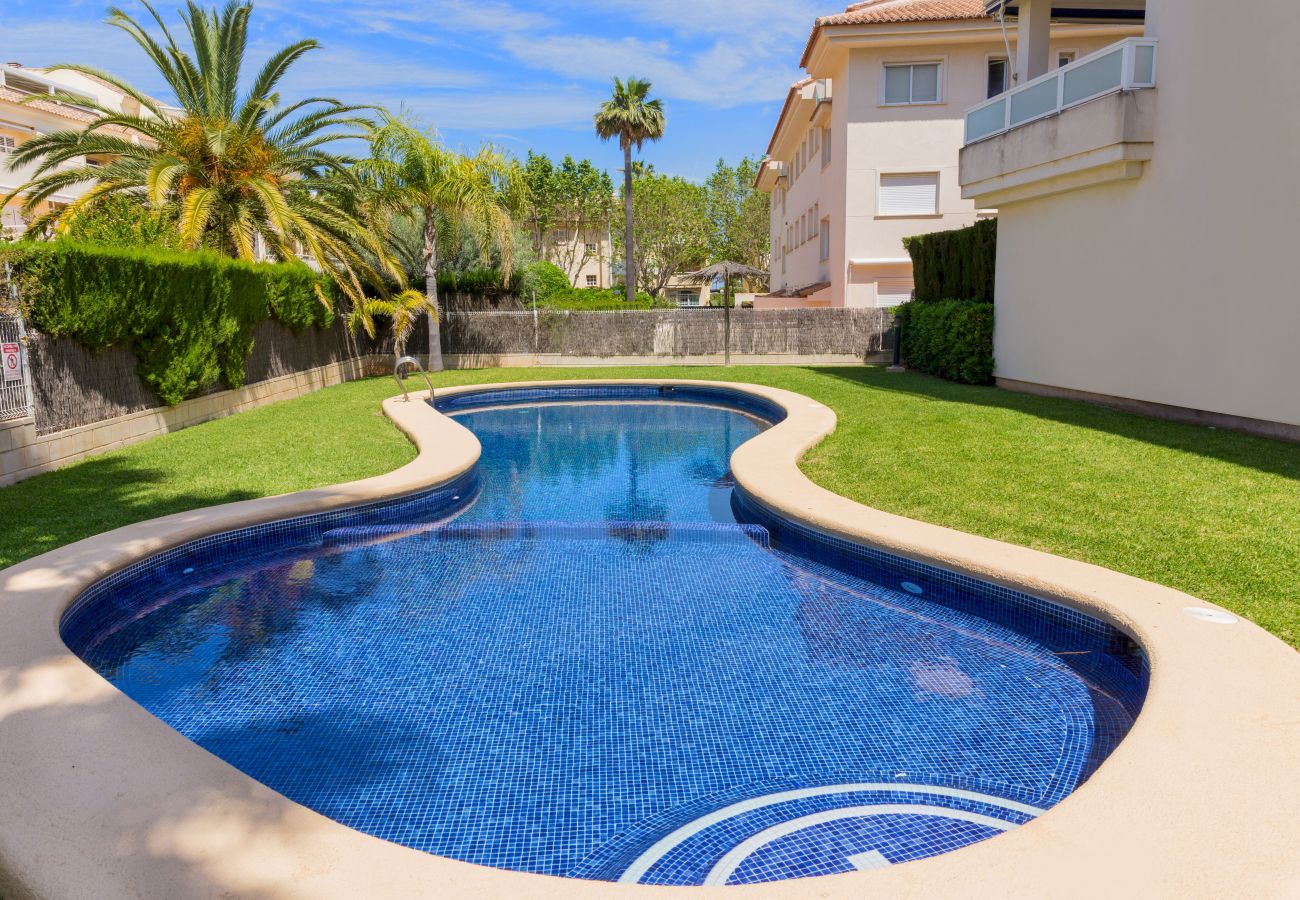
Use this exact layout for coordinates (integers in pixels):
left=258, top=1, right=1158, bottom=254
left=536, top=287, right=670, bottom=310
left=896, top=300, right=995, bottom=384
left=2, top=242, right=332, bottom=405
left=903, top=218, right=996, bottom=303
left=437, top=267, right=520, bottom=297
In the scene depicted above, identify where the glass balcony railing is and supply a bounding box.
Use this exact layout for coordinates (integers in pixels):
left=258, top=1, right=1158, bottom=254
left=964, top=37, right=1157, bottom=145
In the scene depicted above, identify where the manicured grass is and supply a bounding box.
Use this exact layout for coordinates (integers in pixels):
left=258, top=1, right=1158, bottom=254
left=4, top=366, right=1298, bottom=648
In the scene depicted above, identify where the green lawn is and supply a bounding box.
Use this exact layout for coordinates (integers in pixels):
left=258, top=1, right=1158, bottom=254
left=4, top=366, right=1297, bottom=648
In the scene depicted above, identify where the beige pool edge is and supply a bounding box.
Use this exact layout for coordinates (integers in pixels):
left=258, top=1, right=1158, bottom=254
left=0, top=378, right=1296, bottom=900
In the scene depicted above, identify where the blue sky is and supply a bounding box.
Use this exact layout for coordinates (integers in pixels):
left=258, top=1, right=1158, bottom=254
left=4, top=0, right=826, bottom=181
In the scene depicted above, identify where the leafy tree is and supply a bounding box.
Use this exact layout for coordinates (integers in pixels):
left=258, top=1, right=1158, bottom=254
left=357, top=116, right=520, bottom=370
left=704, top=157, right=770, bottom=280
left=615, top=173, right=709, bottom=298
left=0, top=1, right=391, bottom=306
left=520, top=152, right=614, bottom=285
left=594, top=77, right=665, bottom=304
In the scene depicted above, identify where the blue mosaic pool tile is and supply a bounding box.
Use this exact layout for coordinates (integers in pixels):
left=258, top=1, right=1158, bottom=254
left=61, top=391, right=1148, bottom=886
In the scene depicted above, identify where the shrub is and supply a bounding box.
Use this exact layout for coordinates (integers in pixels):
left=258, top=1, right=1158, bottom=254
left=896, top=299, right=995, bottom=384
left=436, top=268, right=518, bottom=298
left=57, top=195, right=180, bottom=250
left=2, top=242, right=332, bottom=405
left=903, top=218, right=996, bottom=303
left=536, top=287, right=671, bottom=310
left=518, top=261, right=570, bottom=303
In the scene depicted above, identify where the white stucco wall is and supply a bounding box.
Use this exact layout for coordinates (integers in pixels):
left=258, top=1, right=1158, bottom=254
left=763, top=24, right=1129, bottom=309
left=992, top=0, right=1300, bottom=428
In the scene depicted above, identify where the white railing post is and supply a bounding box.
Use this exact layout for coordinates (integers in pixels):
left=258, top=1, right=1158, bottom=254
left=1121, top=40, right=1134, bottom=91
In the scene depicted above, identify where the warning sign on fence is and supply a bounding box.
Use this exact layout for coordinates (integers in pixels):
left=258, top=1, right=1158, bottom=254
left=2, top=342, right=20, bottom=383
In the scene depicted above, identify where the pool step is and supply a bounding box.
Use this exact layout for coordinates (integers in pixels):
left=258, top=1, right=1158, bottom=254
left=320, top=521, right=771, bottom=550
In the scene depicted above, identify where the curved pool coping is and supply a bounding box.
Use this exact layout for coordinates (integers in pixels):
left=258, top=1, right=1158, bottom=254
left=0, top=378, right=1296, bottom=900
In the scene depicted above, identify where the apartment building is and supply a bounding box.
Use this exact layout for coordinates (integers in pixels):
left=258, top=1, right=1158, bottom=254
left=542, top=226, right=613, bottom=290
left=0, top=63, right=153, bottom=238
left=754, top=0, right=1137, bottom=308
left=959, top=0, right=1299, bottom=436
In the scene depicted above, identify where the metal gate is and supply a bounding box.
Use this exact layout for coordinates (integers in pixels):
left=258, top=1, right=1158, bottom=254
left=0, top=314, right=34, bottom=423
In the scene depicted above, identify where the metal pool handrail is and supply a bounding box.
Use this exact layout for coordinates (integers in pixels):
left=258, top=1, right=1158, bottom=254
left=393, top=355, right=435, bottom=401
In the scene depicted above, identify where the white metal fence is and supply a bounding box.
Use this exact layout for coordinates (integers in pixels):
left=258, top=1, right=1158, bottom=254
left=0, top=313, right=35, bottom=422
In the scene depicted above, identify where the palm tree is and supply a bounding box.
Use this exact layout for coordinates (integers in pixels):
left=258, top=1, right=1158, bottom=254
left=594, top=77, right=665, bottom=304
left=357, top=116, right=519, bottom=371
left=348, top=289, right=435, bottom=359
left=0, top=1, right=393, bottom=305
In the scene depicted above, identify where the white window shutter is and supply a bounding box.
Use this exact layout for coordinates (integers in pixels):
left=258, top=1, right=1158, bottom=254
left=876, top=277, right=915, bottom=307
left=879, top=174, right=939, bottom=216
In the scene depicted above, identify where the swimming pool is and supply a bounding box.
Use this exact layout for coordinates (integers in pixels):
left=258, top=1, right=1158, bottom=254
left=62, top=385, right=1147, bottom=886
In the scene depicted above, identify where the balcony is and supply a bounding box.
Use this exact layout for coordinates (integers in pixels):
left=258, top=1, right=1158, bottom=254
left=960, top=37, right=1157, bottom=208
left=965, top=37, right=1156, bottom=145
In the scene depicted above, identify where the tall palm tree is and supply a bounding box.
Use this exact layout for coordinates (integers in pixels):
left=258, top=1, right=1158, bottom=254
left=357, top=116, right=519, bottom=371
left=0, top=1, right=393, bottom=305
left=594, top=77, right=665, bottom=304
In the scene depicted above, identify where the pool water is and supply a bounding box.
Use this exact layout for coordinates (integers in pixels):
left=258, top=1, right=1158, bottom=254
left=64, top=389, right=1146, bottom=886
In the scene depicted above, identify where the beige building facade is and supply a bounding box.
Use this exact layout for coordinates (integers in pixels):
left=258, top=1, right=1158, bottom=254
left=542, top=226, right=613, bottom=290
left=755, top=0, right=1136, bottom=309
left=961, top=0, right=1300, bottom=436
left=0, top=63, right=154, bottom=238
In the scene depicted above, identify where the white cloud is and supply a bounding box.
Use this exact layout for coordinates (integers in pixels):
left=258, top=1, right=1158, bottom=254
left=258, top=0, right=552, bottom=42
left=582, top=0, right=822, bottom=43
left=0, top=19, right=174, bottom=96
left=389, top=88, right=602, bottom=132
left=4, top=0, right=810, bottom=138
left=274, top=45, right=480, bottom=96
left=501, top=33, right=799, bottom=108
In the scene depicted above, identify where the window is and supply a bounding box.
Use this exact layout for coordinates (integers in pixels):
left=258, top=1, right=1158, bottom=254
left=811, top=205, right=819, bottom=236
left=987, top=58, right=1009, bottom=98
left=585, top=242, right=597, bottom=253
left=552, top=229, right=571, bottom=242
left=876, top=277, right=915, bottom=308
left=1058, top=51, right=1076, bottom=68
left=585, top=275, right=597, bottom=287
left=0, top=136, right=14, bottom=153
left=883, top=62, right=940, bottom=105
left=878, top=173, right=940, bottom=217
left=821, top=127, right=831, bottom=167
left=819, top=218, right=830, bottom=261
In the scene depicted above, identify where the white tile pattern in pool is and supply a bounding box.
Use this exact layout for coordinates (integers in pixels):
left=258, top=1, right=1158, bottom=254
left=618, top=783, right=1046, bottom=885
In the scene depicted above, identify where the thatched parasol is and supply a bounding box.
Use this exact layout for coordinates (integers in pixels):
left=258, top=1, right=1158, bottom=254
left=682, top=262, right=769, bottom=365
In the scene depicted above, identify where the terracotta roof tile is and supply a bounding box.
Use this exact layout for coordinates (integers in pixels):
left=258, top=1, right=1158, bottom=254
left=827, top=0, right=988, bottom=25
left=801, top=0, right=991, bottom=65
left=0, top=87, right=144, bottom=141
left=0, top=86, right=98, bottom=125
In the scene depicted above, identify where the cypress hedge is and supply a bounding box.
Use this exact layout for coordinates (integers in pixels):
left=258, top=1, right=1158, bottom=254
left=903, top=218, right=996, bottom=303
left=2, top=242, right=332, bottom=405
left=895, top=299, right=995, bottom=385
